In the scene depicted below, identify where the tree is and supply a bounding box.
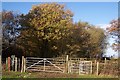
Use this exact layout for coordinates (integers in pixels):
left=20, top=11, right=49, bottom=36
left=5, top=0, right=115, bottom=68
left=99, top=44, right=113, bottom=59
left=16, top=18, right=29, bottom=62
left=57, top=21, right=106, bottom=58
left=18, top=3, right=73, bottom=57
left=63, top=22, right=90, bottom=58
left=2, top=10, right=22, bottom=57
left=0, top=12, right=2, bottom=53
left=67, top=21, right=106, bottom=58
left=86, top=26, right=107, bottom=58
left=107, top=19, right=120, bottom=51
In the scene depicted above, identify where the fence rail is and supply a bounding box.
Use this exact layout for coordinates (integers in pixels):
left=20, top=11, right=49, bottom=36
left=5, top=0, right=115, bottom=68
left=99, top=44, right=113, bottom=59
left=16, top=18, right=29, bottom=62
left=26, top=57, right=66, bottom=73
left=2, top=55, right=119, bottom=77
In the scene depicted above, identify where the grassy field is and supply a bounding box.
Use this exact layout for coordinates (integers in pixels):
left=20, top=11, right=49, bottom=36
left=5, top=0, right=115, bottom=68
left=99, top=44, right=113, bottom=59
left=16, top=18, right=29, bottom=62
left=1, top=71, right=118, bottom=80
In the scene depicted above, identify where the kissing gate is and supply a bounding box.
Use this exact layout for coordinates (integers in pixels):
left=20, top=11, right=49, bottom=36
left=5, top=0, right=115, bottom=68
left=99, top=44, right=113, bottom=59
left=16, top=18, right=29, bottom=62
left=26, top=57, right=92, bottom=74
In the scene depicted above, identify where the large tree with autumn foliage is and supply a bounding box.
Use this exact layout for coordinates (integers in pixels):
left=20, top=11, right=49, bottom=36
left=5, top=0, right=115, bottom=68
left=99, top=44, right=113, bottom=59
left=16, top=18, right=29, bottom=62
left=18, top=3, right=73, bottom=57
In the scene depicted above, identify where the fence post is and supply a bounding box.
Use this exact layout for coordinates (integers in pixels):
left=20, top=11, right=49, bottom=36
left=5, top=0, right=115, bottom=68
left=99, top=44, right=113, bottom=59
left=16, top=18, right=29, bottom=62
left=69, top=58, right=71, bottom=73
left=104, top=58, right=107, bottom=67
left=15, top=57, right=17, bottom=72
left=96, top=62, right=99, bottom=75
left=21, top=56, right=24, bottom=73
left=68, top=60, right=70, bottom=73
left=95, top=60, right=96, bottom=64
left=8, top=57, right=10, bottom=71
left=0, top=55, right=1, bottom=73
left=66, top=55, right=69, bottom=73
left=6, top=58, right=8, bottom=70
left=104, top=58, right=107, bottom=74
left=43, top=58, right=46, bottom=71
left=0, top=55, right=1, bottom=79
left=24, top=57, right=26, bottom=72
left=91, top=61, right=92, bottom=74
left=18, top=58, right=20, bottom=71
left=11, top=55, right=15, bottom=71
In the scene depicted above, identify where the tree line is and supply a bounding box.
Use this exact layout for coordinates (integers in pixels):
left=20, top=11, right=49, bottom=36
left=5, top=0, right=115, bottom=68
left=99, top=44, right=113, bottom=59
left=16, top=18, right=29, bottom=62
left=2, top=3, right=107, bottom=58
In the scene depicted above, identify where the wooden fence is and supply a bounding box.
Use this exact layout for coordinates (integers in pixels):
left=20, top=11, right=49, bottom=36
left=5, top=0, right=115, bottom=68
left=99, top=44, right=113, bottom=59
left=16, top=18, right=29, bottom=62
left=2, top=55, right=24, bottom=72
left=2, top=55, right=119, bottom=77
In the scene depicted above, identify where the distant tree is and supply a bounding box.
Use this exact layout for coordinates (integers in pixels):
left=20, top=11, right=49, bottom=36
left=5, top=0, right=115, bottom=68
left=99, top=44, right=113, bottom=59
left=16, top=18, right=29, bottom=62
left=2, top=10, right=22, bottom=55
left=107, top=19, right=120, bottom=51
left=86, top=26, right=107, bottom=58
left=0, top=12, right=2, bottom=53
left=63, top=22, right=90, bottom=57
left=52, top=21, right=106, bottom=58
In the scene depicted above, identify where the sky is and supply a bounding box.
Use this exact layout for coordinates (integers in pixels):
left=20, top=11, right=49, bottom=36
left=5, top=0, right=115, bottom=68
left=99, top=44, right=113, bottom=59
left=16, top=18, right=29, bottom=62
left=1, top=0, right=120, bottom=2
left=2, top=2, right=118, bottom=58
left=2, top=2, right=118, bottom=25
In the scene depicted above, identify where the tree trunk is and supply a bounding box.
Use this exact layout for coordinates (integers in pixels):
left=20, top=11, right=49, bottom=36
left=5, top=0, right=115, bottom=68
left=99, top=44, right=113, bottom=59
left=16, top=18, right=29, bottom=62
left=41, top=39, right=49, bottom=58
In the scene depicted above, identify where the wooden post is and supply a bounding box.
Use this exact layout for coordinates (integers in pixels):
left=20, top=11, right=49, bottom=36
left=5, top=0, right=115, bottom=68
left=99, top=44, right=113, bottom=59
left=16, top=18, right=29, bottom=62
left=0, top=55, right=1, bottom=77
left=66, top=55, right=68, bottom=73
left=96, top=62, right=99, bottom=75
left=6, top=58, right=8, bottom=70
left=21, top=56, right=24, bottom=73
left=69, top=61, right=71, bottom=73
left=18, top=58, right=20, bottom=71
left=104, top=58, right=107, bottom=67
left=104, top=58, right=107, bottom=74
left=11, top=55, right=15, bottom=71
left=23, top=57, right=26, bottom=72
left=0, top=55, right=1, bottom=72
left=95, top=60, right=96, bottom=64
left=15, top=57, right=17, bottom=72
left=91, top=61, right=92, bottom=74
left=17, top=58, right=20, bottom=71
left=8, top=57, right=10, bottom=71
left=68, top=61, right=70, bottom=73
left=43, top=58, right=45, bottom=71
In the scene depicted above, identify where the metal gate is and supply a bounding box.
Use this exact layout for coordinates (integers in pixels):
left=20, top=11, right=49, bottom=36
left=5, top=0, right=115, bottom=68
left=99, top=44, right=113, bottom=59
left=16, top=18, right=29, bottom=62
left=79, top=61, right=92, bottom=74
left=26, top=57, right=65, bottom=73
left=69, top=61, right=92, bottom=75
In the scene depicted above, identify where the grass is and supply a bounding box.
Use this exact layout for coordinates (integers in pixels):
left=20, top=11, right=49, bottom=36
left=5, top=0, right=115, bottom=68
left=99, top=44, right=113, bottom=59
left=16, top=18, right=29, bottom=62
left=1, top=71, right=118, bottom=80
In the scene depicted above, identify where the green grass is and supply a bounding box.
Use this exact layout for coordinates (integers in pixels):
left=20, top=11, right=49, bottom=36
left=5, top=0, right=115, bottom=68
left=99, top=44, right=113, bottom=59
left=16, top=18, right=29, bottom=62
left=2, top=71, right=29, bottom=78
left=79, top=74, right=115, bottom=78
left=1, top=71, right=118, bottom=80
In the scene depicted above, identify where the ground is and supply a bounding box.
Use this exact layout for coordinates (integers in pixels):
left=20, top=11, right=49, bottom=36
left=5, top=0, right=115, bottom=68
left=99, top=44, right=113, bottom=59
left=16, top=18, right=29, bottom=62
left=2, top=71, right=117, bottom=79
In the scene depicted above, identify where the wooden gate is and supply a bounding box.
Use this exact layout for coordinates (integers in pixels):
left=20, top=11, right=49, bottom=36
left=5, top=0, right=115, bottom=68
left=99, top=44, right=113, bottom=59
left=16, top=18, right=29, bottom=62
left=79, top=61, right=92, bottom=74
left=68, top=60, right=92, bottom=75
left=26, top=57, right=66, bottom=73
